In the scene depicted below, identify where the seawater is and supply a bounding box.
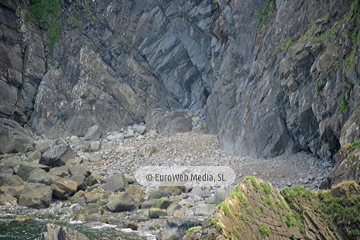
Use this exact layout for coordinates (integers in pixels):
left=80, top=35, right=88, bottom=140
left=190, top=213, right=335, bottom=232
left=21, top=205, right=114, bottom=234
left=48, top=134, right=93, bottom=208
left=0, top=205, right=156, bottom=240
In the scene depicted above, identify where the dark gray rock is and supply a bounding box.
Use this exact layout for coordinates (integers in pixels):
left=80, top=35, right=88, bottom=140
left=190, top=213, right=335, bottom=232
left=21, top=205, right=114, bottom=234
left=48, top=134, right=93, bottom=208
left=40, top=144, right=75, bottom=167
left=68, top=175, right=87, bottom=191
left=37, top=223, right=89, bottom=240
left=0, top=118, right=34, bottom=154
left=148, top=190, right=171, bottom=200
left=49, top=166, right=70, bottom=178
left=19, top=183, right=52, bottom=209
left=17, top=162, right=50, bottom=181
left=83, top=125, right=102, bottom=141
left=148, top=209, right=167, bottom=219
left=105, top=174, right=128, bottom=192
left=27, top=169, right=52, bottom=185
left=106, top=192, right=137, bottom=212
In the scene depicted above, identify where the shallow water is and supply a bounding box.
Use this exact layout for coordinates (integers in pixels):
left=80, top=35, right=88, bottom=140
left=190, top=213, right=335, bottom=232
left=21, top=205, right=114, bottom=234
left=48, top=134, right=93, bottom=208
left=0, top=205, right=155, bottom=240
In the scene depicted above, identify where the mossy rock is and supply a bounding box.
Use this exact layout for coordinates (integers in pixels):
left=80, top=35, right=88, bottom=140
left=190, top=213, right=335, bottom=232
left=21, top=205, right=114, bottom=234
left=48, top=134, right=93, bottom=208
left=331, top=181, right=360, bottom=197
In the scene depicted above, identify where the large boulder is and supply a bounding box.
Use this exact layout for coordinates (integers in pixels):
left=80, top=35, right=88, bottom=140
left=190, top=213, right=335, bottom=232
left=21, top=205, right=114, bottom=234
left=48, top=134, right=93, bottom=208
left=0, top=118, right=34, bottom=154
left=68, top=164, right=91, bottom=177
left=37, top=223, right=89, bottom=240
left=106, top=192, right=137, bottom=212
left=40, top=144, right=75, bottom=167
left=52, top=177, right=78, bottom=200
left=105, top=174, right=128, bottom=192
left=83, top=125, right=102, bottom=141
left=16, top=162, right=50, bottom=181
left=0, top=173, right=23, bottom=186
left=19, top=183, right=52, bottom=209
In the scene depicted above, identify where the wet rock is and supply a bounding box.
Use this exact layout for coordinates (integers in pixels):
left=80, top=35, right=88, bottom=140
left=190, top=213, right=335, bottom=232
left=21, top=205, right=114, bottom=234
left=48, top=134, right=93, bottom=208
left=52, top=178, right=78, bottom=200
left=83, top=125, right=102, bottom=141
left=19, top=183, right=52, bottom=209
left=105, top=174, right=128, bottom=192
left=0, top=118, right=34, bottom=154
left=106, top=192, right=137, bottom=212
left=0, top=173, right=23, bottom=186
left=40, top=144, right=75, bottom=167
left=0, top=194, right=17, bottom=206
left=12, top=215, right=32, bottom=222
left=37, top=223, right=89, bottom=240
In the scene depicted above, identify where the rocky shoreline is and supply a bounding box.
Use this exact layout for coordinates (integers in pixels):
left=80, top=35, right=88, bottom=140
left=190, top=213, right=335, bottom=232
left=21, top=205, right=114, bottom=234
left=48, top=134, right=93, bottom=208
left=0, top=111, right=341, bottom=240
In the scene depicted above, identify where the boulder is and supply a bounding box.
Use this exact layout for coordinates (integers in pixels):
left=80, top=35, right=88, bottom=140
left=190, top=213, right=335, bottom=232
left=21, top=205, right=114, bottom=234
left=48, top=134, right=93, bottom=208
left=105, top=174, right=128, bottom=192
left=125, top=185, right=143, bottom=196
left=194, top=204, right=216, bottom=216
left=152, top=197, right=172, bottom=209
left=26, top=150, right=41, bottom=162
left=17, top=162, right=50, bottom=181
left=85, top=174, right=98, bottom=186
left=52, top=178, right=78, bottom=200
left=148, top=190, right=171, bottom=200
left=68, top=164, right=91, bottom=177
left=148, top=209, right=167, bottom=219
left=0, top=118, right=34, bottom=154
left=140, top=199, right=157, bottom=209
left=158, top=185, right=185, bottom=196
left=40, top=144, right=75, bottom=167
left=37, top=223, right=89, bottom=240
left=35, top=139, right=55, bottom=153
left=49, top=166, right=70, bottom=178
left=83, top=125, right=102, bottom=141
left=0, top=194, right=17, bottom=206
left=0, top=185, right=24, bottom=198
left=106, top=192, right=137, bottom=212
left=68, top=175, right=87, bottom=190
left=19, top=183, right=52, bottom=209
left=133, top=124, right=146, bottom=135
left=27, top=169, right=52, bottom=185
left=89, top=141, right=101, bottom=152
left=0, top=173, right=23, bottom=186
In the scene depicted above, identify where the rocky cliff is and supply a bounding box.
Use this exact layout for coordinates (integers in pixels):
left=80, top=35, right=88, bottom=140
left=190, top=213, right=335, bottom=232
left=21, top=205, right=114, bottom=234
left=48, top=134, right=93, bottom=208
left=0, top=0, right=359, bottom=159
left=183, top=178, right=360, bottom=240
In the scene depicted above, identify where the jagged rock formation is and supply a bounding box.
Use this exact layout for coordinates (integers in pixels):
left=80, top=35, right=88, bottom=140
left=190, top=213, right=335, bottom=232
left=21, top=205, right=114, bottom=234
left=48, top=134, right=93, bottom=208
left=0, top=0, right=359, bottom=159
left=183, top=178, right=360, bottom=240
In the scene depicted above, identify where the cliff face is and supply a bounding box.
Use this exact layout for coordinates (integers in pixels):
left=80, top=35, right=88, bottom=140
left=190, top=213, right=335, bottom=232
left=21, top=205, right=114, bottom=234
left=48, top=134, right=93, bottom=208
left=1, top=0, right=360, bottom=159
left=183, top=178, right=360, bottom=240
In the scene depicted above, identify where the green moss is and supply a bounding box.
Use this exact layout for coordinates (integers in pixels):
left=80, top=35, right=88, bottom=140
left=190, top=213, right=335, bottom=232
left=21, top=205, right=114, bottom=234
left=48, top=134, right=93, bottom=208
left=270, top=38, right=293, bottom=55
left=227, top=236, right=233, bottom=240
left=260, top=182, right=272, bottom=194
left=340, top=96, right=350, bottom=112
left=255, top=0, right=276, bottom=31
left=209, top=220, right=219, bottom=226
left=153, top=224, right=161, bottom=229
left=347, top=154, right=355, bottom=161
left=351, top=140, right=360, bottom=149
left=244, top=176, right=259, bottom=190
left=259, top=223, right=270, bottom=236
left=235, top=233, right=241, bottom=238
left=27, top=0, right=62, bottom=49
left=316, top=82, right=324, bottom=92
left=348, top=229, right=360, bottom=237
left=186, top=226, right=201, bottom=233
